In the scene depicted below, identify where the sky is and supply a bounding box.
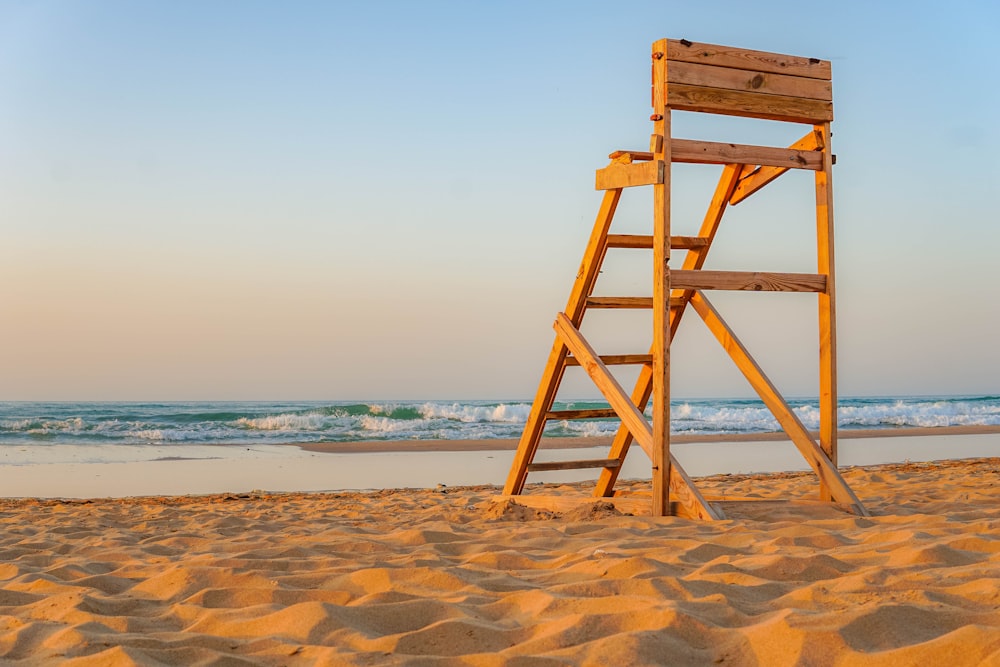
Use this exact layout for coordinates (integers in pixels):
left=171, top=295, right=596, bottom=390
left=1, top=0, right=998, bottom=401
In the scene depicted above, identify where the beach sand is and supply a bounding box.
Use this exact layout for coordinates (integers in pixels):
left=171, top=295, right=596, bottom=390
left=0, top=457, right=998, bottom=664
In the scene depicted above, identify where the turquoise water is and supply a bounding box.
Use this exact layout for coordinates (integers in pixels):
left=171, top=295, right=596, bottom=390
left=1, top=396, right=997, bottom=450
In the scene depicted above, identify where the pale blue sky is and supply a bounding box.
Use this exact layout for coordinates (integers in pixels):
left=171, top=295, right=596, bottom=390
left=1, top=1, right=998, bottom=400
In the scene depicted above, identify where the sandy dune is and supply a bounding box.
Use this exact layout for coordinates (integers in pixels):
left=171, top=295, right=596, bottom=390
left=0, top=458, right=998, bottom=665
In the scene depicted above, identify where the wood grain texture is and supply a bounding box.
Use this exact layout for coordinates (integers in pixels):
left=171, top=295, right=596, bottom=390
left=606, top=234, right=709, bottom=250
left=668, top=84, right=833, bottom=124
left=671, top=139, right=822, bottom=170
left=651, top=38, right=672, bottom=516
left=671, top=270, right=827, bottom=292
left=667, top=60, right=832, bottom=101
left=595, top=160, right=663, bottom=190
left=665, top=39, right=831, bottom=80
left=730, top=129, right=824, bottom=205
left=586, top=297, right=686, bottom=309
left=545, top=408, right=620, bottom=420
left=564, top=354, right=654, bottom=367
left=526, top=458, right=622, bottom=472
left=815, top=122, right=838, bottom=501
left=688, top=291, right=868, bottom=516
left=491, top=494, right=651, bottom=516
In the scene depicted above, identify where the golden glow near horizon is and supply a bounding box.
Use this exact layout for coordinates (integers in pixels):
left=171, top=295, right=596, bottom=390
left=2, top=1, right=999, bottom=400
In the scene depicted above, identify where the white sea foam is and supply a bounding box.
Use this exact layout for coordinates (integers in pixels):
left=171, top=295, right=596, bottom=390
left=233, top=413, right=329, bottom=431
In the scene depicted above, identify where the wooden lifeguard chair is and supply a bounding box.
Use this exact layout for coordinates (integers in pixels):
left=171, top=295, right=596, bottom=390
left=498, top=39, right=869, bottom=520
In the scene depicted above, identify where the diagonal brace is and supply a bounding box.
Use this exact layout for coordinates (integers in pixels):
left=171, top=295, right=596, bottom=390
left=687, top=291, right=868, bottom=516
left=553, top=313, right=723, bottom=520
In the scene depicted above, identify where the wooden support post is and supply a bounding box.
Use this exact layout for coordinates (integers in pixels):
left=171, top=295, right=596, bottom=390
left=502, top=189, right=621, bottom=495
left=815, top=122, right=838, bottom=502
left=650, top=38, right=671, bottom=517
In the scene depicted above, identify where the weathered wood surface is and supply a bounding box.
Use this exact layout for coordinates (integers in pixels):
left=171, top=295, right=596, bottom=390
left=526, top=458, right=621, bottom=472
left=606, top=234, right=708, bottom=250
left=666, top=60, right=832, bottom=101
left=611, top=138, right=822, bottom=170
left=502, top=190, right=621, bottom=496
left=564, top=354, right=653, bottom=367
left=665, top=39, right=831, bottom=80
left=667, top=84, right=833, bottom=124
left=491, top=494, right=652, bottom=517
left=815, top=121, right=838, bottom=501
left=586, top=296, right=686, bottom=309
left=595, top=160, right=663, bottom=190
left=651, top=38, right=672, bottom=516
left=688, top=291, right=867, bottom=516
left=545, top=408, right=619, bottom=420
left=671, top=270, right=827, bottom=293
left=671, top=139, right=822, bottom=170
left=730, top=129, right=824, bottom=205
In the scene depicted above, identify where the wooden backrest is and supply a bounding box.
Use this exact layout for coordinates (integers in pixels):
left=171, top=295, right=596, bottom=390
left=658, top=39, right=832, bottom=124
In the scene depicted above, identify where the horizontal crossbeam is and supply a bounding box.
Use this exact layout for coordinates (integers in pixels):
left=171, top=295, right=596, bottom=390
left=607, top=234, right=708, bottom=250
left=609, top=139, right=822, bottom=170
left=565, top=354, right=654, bottom=367
left=545, top=408, right=620, bottom=420
left=671, top=270, right=827, bottom=292
left=526, top=459, right=621, bottom=472
left=586, top=297, right=687, bottom=309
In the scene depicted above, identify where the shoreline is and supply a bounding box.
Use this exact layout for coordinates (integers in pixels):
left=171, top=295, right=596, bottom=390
left=294, top=424, right=1000, bottom=454
left=0, top=428, right=997, bottom=499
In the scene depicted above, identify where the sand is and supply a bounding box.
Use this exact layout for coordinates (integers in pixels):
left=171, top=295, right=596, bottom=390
left=0, top=458, right=998, bottom=665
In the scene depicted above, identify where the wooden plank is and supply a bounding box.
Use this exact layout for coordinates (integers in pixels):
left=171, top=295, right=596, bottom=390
left=491, top=494, right=652, bottom=517
left=687, top=291, right=867, bottom=516
left=671, top=270, right=827, bottom=292
left=545, top=408, right=619, bottom=420
left=667, top=61, right=832, bottom=101
left=815, top=122, right=838, bottom=502
left=594, top=165, right=742, bottom=499
left=595, top=160, right=663, bottom=190
left=671, top=139, right=822, bottom=170
left=553, top=313, right=722, bottom=520
left=502, top=190, right=622, bottom=496
left=665, top=39, right=831, bottom=80
left=611, top=138, right=823, bottom=169
left=607, top=234, right=708, bottom=250
left=565, top=354, right=653, bottom=367
left=609, top=150, right=654, bottom=162
left=526, top=459, right=621, bottom=472
left=586, top=296, right=686, bottom=309
left=667, top=84, right=833, bottom=124
left=730, top=129, right=824, bottom=205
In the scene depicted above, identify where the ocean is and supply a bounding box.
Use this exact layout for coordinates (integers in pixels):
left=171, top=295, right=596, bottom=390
left=1, top=395, right=998, bottom=452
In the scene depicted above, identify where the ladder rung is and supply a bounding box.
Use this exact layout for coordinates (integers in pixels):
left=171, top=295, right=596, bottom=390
left=527, top=458, right=622, bottom=472
left=671, top=270, right=827, bottom=293
left=545, top=408, right=619, bottom=420
left=607, top=234, right=709, bottom=250
left=586, top=297, right=687, bottom=309
left=565, top=354, right=653, bottom=367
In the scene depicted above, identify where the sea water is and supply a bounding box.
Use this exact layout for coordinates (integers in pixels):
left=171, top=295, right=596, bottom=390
left=0, top=396, right=998, bottom=459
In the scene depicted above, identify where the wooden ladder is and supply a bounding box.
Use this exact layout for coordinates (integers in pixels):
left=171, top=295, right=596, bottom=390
left=498, top=39, right=869, bottom=520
